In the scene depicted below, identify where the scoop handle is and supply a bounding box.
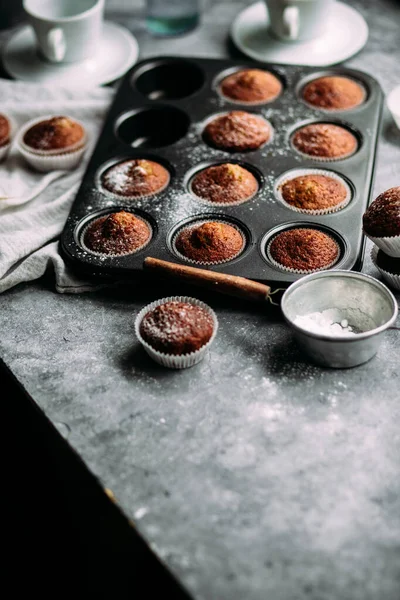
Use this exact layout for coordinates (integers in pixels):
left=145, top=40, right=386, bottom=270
left=144, top=257, right=271, bottom=302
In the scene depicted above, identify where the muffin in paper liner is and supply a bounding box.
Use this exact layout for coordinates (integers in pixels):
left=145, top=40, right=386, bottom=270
left=79, top=213, right=153, bottom=258
left=96, top=161, right=171, bottom=202
left=217, top=71, right=282, bottom=106
left=171, top=218, right=247, bottom=266
left=290, top=126, right=359, bottom=163
left=134, top=296, right=219, bottom=369
left=0, top=114, right=15, bottom=162
left=364, top=232, right=400, bottom=258
left=371, top=246, right=400, bottom=291
left=265, top=230, right=341, bottom=275
left=274, top=168, right=352, bottom=216
left=188, top=166, right=259, bottom=208
left=301, top=79, right=367, bottom=113
left=201, top=111, right=274, bottom=152
left=16, top=115, right=88, bottom=172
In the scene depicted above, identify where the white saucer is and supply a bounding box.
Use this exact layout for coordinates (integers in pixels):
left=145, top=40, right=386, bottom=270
left=231, top=1, right=368, bottom=66
left=3, top=21, right=139, bottom=87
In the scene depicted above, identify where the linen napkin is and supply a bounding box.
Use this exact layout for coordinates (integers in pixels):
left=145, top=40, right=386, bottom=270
left=0, top=79, right=114, bottom=293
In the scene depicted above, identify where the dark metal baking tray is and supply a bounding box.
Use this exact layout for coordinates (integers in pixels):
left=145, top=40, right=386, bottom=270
left=60, top=56, right=383, bottom=285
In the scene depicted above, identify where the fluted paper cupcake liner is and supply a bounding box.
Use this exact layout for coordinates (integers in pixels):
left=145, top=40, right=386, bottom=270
left=266, top=232, right=340, bottom=275
left=274, top=168, right=352, bottom=215
left=16, top=115, right=88, bottom=172
left=371, top=246, right=400, bottom=291
left=135, top=296, right=218, bottom=369
left=365, top=233, right=400, bottom=258
left=171, top=218, right=246, bottom=266
left=80, top=214, right=153, bottom=258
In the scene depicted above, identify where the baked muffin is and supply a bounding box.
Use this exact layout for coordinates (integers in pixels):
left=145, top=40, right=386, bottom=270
left=191, top=163, right=258, bottom=204
left=279, top=172, right=349, bottom=212
left=83, top=210, right=151, bottom=255
left=203, top=111, right=271, bottom=152
left=0, top=114, right=11, bottom=147
left=220, top=69, right=282, bottom=104
left=363, top=187, right=400, bottom=238
left=292, top=123, right=358, bottom=160
left=139, top=300, right=214, bottom=355
left=175, top=220, right=244, bottom=264
left=101, top=159, right=170, bottom=198
left=268, top=228, right=339, bottom=271
left=23, top=116, right=85, bottom=152
left=303, top=76, right=365, bottom=111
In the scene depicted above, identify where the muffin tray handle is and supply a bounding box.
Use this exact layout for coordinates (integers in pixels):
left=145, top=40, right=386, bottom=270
left=143, top=257, right=272, bottom=302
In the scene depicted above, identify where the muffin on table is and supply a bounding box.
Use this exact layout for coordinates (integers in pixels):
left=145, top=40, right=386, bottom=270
left=203, top=111, right=272, bottom=152
left=83, top=210, right=151, bottom=256
left=291, top=123, right=358, bottom=160
left=101, top=159, right=170, bottom=198
left=220, top=69, right=282, bottom=104
left=0, top=113, right=12, bottom=161
left=191, top=163, right=258, bottom=205
left=302, top=76, right=365, bottom=111
left=363, top=186, right=400, bottom=256
left=135, top=296, right=218, bottom=368
left=174, top=220, right=245, bottom=264
left=18, top=115, right=87, bottom=172
left=278, top=171, right=350, bottom=213
left=268, top=227, right=340, bottom=272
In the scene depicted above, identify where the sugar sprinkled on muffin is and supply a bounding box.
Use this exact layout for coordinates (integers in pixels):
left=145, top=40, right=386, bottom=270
left=191, top=163, right=258, bottom=204
left=303, top=76, right=365, bottom=111
left=175, top=220, right=244, bottom=264
left=204, top=111, right=271, bottom=152
left=101, top=159, right=170, bottom=198
left=292, top=123, right=357, bottom=159
left=83, top=210, right=151, bottom=256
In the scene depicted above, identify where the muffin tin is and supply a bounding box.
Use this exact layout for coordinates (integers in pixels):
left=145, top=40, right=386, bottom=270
left=61, top=56, right=383, bottom=285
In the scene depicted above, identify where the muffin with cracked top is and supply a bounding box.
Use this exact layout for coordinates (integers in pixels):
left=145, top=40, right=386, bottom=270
left=203, top=111, right=272, bottom=152
left=174, top=220, right=245, bottom=264
left=83, top=210, right=151, bottom=256
left=101, top=159, right=170, bottom=198
left=220, top=69, right=282, bottom=104
left=191, top=163, right=258, bottom=205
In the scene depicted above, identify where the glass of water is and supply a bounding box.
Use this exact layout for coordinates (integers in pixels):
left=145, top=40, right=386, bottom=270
left=146, top=0, right=200, bottom=36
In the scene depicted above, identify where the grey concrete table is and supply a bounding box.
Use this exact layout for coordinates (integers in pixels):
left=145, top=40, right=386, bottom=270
left=2, top=1, right=400, bottom=599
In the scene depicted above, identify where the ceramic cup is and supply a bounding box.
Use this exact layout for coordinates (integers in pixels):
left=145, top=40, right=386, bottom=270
left=264, top=0, right=335, bottom=42
left=23, top=0, right=104, bottom=63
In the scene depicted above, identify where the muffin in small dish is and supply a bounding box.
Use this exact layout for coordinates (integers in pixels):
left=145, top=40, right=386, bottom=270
left=81, top=210, right=152, bottom=257
left=371, top=246, right=400, bottom=291
left=203, top=111, right=272, bottom=152
left=17, top=115, right=87, bottom=172
left=291, top=122, right=358, bottom=161
left=173, top=219, right=246, bottom=265
left=190, top=163, right=258, bottom=206
left=0, top=114, right=13, bottom=162
left=267, top=227, right=340, bottom=274
left=135, top=296, right=218, bottom=368
left=100, top=159, right=170, bottom=199
left=302, top=76, right=366, bottom=111
left=275, top=168, right=352, bottom=215
left=363, top=187, right=400, bottom=256
left=219, top=69, right=282, bottom=105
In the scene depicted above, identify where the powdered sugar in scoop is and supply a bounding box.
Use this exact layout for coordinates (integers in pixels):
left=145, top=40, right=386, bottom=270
left=294, top=308, right=358, bottom=336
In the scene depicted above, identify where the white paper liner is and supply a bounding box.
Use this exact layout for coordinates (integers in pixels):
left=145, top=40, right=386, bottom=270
left=274, top=168, right=352, bottom=215
left=290, top=127, right=358, bottom=162
left=364, top=233, right=400, bottom=258
left=171, top=218, right=246, bottom=266
left=80, top=213, right=153, bottom=258
left=266, top=229, right=341, bottom=275
left=135, top=296, right=218, bottom=369
left=202, top=111, right=274, bottom=152
left=16, top=114, right=88, bottom=172
left=371, top=246, right=400, bottom=291
left=96, top=163, right=171, bottom=201
left=301, top=78, right=367, bottom=113
left=189, top=168, right=258, bottom=207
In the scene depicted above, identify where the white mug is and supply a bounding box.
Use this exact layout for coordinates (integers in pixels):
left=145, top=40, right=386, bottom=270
left=23, top=0, right=105, bottom=63
left=265, top=0, right=335, bottom=42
